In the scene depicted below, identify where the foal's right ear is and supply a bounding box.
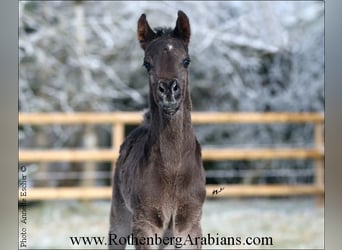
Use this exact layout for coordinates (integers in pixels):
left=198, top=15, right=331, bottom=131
left=137, top=14, right=156, bottom=50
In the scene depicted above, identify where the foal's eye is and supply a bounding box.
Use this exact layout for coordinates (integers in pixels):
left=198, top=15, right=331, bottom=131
left=143, top=61, right=152, bottom=72
left=183, top=58, right=191, bottom=68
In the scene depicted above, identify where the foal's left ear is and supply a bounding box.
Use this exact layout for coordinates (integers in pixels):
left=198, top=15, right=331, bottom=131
left=173, top=10, right=191, bottom=47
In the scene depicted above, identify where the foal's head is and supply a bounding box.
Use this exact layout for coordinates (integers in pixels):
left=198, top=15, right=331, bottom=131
left=137, top=11, right=191, bottom=117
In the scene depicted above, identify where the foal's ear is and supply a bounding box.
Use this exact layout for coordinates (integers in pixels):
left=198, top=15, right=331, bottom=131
left=137, top=14, right=156, bottom=50
left=173, top=10, right=191, bottom=47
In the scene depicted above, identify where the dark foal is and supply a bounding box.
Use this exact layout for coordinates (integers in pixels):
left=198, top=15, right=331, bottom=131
left=109, top=11, right=206, bottom=249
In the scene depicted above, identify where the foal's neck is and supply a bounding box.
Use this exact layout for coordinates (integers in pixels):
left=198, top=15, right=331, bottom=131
left=150, top=90, right=195, bottom=167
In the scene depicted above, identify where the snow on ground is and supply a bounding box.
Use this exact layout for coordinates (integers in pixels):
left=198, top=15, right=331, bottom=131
left=22, top=197, right=323, bottom=249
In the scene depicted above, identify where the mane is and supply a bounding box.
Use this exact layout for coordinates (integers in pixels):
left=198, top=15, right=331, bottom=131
left=154, top=27, right=174, bottom=37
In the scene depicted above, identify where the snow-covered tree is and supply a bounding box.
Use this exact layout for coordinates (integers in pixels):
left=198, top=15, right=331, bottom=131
left=19, top=1, right=324, bottom=185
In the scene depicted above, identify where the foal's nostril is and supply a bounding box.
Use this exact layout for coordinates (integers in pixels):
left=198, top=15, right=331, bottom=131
left=158, top=85, right=165, bottom=94
left=171, top=81, right=179, bottom=94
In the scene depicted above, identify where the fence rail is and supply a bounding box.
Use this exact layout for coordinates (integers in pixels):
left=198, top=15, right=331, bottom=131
left=18, top=112, right=324, bottom=201
left=19, top=112, right=324, bottom=124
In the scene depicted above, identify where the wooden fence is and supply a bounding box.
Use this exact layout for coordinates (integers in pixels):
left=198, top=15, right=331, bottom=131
left=18, top=112, right=324, bottom=201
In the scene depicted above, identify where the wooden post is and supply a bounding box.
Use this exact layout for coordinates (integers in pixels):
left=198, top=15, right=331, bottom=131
left=314, top=122, right=324, bottom=205
left=36, top=132, right=49, bottom=187
left=81, top=125, right=98, bottom=188
left=112, top=123, right=124, bottom=178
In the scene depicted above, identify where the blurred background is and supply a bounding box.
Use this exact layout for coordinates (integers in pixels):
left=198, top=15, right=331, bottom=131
left=19, top=1, right=324, bottom=249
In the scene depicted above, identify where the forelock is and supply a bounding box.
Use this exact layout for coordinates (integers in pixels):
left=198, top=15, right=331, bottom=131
left=154, top=27, right=174, bottom=37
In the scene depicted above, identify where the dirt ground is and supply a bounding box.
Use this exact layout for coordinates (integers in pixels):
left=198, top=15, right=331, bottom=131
left=21, top=197, right=323, bottom=249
